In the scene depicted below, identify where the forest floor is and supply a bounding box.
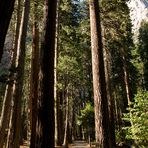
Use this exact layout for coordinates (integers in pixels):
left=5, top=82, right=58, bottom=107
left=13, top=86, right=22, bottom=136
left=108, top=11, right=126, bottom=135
left=68, top=141, right=94, bottom=148
left=20, top=141, right=95, bottom=148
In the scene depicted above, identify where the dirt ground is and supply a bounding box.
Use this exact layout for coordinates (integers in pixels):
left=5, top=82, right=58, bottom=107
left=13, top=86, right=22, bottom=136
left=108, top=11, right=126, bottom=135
left=20, top=141, right=94, bottom=148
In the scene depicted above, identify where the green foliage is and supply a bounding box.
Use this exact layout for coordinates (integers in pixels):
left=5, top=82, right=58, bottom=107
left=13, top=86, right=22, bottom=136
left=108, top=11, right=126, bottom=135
left=57, top=0, right=92, bottom=99
left=123, top=91, right=148, bottom=146
left=101, top=0, right=137, bottom=98
left=138, top=21, right=148, bottom=90
left=131, top=21, right=148, bottom=91
left=115, top=129, right=123, bottom=145
left=77, top=103, right=94, bottom=129
left=131, top=45, right=144, bottom=90
left=57, top=55, right=80, bottom=90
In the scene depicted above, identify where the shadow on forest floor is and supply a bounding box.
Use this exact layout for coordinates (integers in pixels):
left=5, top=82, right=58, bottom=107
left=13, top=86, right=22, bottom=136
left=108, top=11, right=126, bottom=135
left=20, top=141, right=95, bottom=148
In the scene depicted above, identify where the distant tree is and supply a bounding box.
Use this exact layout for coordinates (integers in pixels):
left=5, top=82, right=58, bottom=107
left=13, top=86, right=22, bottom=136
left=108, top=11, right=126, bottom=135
left=0, top=0, right=15, bottom=62
left=57, top=0, right=86, bottom=144
left=77, top=102, right=95, bottom=140
left=138, top=21, right=148, bottom=90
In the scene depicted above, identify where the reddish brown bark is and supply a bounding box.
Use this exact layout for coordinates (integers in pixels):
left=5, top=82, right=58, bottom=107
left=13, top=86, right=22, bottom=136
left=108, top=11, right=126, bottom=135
left=11, top=0, right=30, bottom=147
left=35, top=0, right=57, bottom=147
left=30, top=2, right=40, bottom=147
left=103, top=27, right=116, bottom=147
left=89, top=0, right=110, bottom=147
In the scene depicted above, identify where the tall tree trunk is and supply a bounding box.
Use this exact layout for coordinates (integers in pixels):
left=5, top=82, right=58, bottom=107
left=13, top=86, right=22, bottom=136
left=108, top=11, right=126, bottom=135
left=72, top=108, right=76, bottom=141
left=35, top=0, right=57, bottom=147
left=10, top=0, right=30, bottom=147
left=57, top=91, right=64, bottom=145
left=30, top=1, right=40, bottom=148
left=104, top=47, right=116, bottom=147
left=63, top=90, right=69, bottom=148
left=103, top=27, right=116, bottom=147
left=55, top=0, right=60, bottom=146
left=0, top=0, right=15, bottom=62
left=56, top=91, right=64, bottom=146
left=0, top=85, right=13, bottom=148
left=89, top=0, right=110, bottom=147
left=0, top=0, right=22, bottom=147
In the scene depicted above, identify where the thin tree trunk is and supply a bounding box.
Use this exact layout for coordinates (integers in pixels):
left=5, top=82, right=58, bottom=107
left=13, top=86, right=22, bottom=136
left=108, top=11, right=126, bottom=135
left=57, top=91, right=64, bottom=145
left=72, top=111, right=76, bottom=141
left=68, top=88, right=73, bottom=144
left=89, top=0, right=110, bottom=147
left=35, top=0, right=57, bottom=147
left=10, top=0, right=30, bottom=147
left=0, top=0, right=15, bottom=62
left=30, top=1, right=40, bottom=147
left=63, top=90, right=69, bottom=148
left=5, top=86, right=15, bottom=148
left=0, top=85, right=13, bottom=148
left=55, top=0, right=60, bottom=146
left=120, top=48, right=132, bottom=105
left=114, top=85, right=123, bottom=131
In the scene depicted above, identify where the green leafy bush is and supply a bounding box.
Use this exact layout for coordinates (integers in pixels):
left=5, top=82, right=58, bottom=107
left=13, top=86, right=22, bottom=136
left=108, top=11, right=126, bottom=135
left=77, top=103, right=95, bottom=129
left=123, top=91, right=148, bottom=146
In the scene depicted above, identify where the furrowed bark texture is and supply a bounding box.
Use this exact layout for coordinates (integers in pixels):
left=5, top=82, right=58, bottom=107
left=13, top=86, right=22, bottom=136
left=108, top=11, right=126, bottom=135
left=89, top=0, right=110, bottom=147
left=35, top=0, right=57, bottom=147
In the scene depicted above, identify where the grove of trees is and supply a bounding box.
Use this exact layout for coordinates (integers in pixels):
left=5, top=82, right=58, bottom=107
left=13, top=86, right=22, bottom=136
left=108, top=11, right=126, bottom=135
left=0, top=0, right=148, bottom=148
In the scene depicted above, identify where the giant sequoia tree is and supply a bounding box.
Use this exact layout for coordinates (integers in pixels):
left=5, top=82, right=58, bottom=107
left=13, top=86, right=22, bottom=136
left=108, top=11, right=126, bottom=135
left=0, top=0, right=15, bottom=62
left=34, top=0, right=57, bottom=147
left=89, top=0, right=110, bottom=147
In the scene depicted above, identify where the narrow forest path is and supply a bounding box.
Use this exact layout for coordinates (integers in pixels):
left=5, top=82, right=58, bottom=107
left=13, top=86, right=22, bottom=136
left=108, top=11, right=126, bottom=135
left=69, top=141, right=91, bottom=148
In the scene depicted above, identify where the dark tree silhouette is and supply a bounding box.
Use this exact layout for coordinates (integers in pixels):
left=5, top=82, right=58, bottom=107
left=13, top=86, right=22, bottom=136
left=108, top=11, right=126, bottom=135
left=34, top=0, right=57, bottom=147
